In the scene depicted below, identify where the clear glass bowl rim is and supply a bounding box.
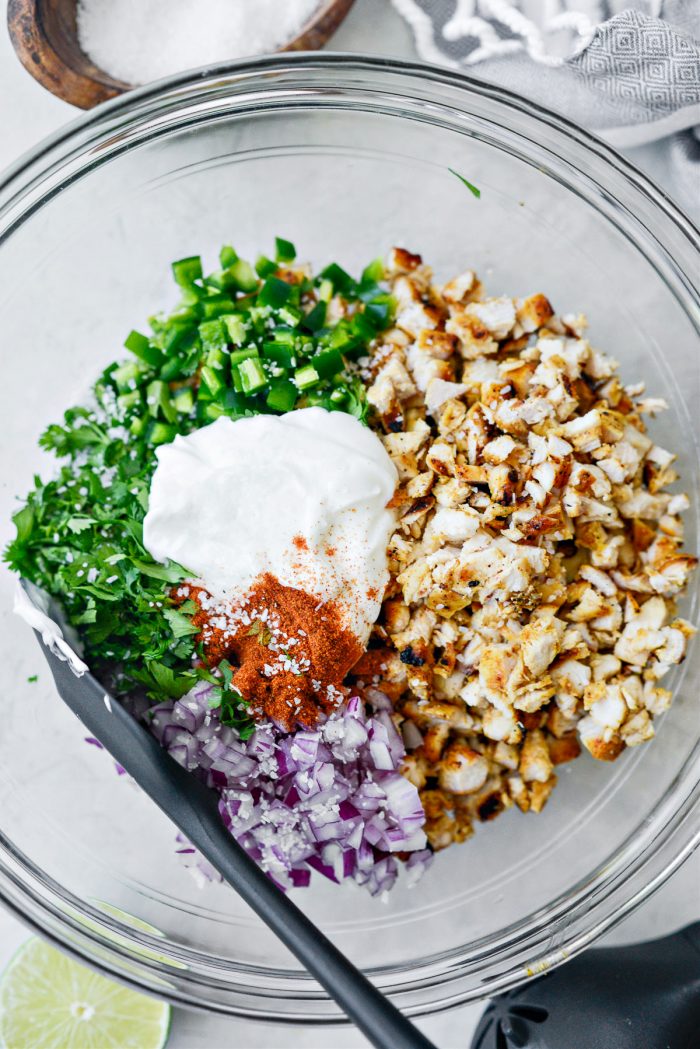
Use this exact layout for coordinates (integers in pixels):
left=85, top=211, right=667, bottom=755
left=0, top=53, right=698, bottom=1020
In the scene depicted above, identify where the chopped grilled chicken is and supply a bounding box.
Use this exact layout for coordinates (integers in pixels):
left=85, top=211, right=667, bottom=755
left=362, top=248, right=697, bottom=849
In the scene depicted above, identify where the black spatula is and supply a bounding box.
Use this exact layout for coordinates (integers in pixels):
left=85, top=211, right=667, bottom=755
left=35, top=632, right=435, bottom=1049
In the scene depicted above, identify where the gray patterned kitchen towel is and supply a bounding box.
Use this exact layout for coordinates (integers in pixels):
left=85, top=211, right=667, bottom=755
left=391, top=0, right=700, bottom=220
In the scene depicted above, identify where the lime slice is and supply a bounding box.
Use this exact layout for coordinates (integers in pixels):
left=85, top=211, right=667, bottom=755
left=0, top=938, right=171, bottom=1049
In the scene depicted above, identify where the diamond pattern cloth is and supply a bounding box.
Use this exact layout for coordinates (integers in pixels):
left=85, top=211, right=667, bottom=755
left=573, top=8, right=700, bottom=135
left=391, top=1, right=700, bottom=219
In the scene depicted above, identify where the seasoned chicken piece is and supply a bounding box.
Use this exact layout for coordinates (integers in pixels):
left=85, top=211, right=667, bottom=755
left=437, top=743, right=490, bottom=794
left=519, top=730, right=554, bottom=784
left=442, top=270, right=478, bottom=304
left=466, top=298, right=517, bottom=339
left=513, top=293, right=554, bottom=334
left=446, top=310, right=500, bottom=359
left=518, top=614, right=565, bottom=677
left=423, top=722, right=451, bottom=763
left=614, top=596, right=668, bottom=665
left=397, top=303, right=441, bottom=339
left=400, top=752, right=429, bottom=790
left=620, top=709, right=655, bottom=747
left=425, top=379, right=468, bottom=415
left=406, top=341, right=455, bottom=392
left=577, top=717, right=625, bottom=761
left=386, top=246, right=423, bottom=275
left=382, top=425, right=430, bottom=480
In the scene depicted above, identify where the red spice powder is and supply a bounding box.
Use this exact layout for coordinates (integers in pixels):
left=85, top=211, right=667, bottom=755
left=348, top=646, right=405, bottom=702
left=291, top=535, right=308, bottom=552
left=183, top=573, right=361, bottom=731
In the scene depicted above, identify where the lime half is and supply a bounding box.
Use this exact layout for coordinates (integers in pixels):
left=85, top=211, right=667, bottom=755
left=0, top=938, right=171, bottom=1049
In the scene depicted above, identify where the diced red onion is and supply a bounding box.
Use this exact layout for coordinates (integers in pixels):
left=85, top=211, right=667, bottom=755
left=145, top=689, right=429, bottom=895
left=290, top=868, right=311, bottom=888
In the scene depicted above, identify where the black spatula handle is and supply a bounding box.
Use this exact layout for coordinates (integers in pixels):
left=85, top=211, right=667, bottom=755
left=43, top=643, right=436, bottom=1049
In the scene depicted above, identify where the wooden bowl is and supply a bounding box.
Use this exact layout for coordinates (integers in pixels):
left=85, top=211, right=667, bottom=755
left=7, top=0, right=356, bottom=109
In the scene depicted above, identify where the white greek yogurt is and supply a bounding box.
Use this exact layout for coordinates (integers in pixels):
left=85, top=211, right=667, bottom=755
left=143, top=408, right=398, bottom=643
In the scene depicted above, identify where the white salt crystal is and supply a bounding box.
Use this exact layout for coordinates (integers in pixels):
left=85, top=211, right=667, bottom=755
left=77, top=0, right=322, bottom=85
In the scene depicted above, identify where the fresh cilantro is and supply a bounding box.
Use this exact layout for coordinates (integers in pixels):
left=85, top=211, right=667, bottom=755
left=448, top=168, right=481, bottom=199
left=221, top=688, right=255, bottom=740
left=220, top=660, right=234, bottom=690
left=131, top=559, right=189, bottom=583
left=137, top=661, right=198, bottom=699
left=206, top=661, right=254, bottom=739
left=162, top=607, right=199, bottom=639
left=246, top=620, right=271, bottom=646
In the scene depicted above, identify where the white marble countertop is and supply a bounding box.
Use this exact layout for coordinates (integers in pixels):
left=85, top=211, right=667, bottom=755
left=0, top=2, right=698, bottom=1046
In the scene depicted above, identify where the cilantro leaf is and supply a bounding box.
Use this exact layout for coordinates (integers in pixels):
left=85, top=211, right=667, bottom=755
left=448, top=168, right=481, bottom=198
left=162, top=607, right=199, bottom=639
left=140, top=661, right=197, bottom=699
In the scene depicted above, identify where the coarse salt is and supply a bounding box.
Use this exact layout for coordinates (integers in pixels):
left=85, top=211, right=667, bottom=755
left=77, top=0, right=322, bottom=86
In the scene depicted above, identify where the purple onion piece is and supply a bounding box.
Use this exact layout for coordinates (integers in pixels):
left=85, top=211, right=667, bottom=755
left=141, top=688, right=427, bottom=894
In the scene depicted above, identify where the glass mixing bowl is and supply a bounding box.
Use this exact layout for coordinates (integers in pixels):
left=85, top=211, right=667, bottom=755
left=0, top=55, right=698, bottom=1021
